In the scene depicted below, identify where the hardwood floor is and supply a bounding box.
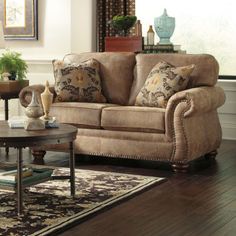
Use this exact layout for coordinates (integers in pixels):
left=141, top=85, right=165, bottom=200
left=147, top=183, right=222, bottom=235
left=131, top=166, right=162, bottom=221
left=0, top=140, right=235, bottom=236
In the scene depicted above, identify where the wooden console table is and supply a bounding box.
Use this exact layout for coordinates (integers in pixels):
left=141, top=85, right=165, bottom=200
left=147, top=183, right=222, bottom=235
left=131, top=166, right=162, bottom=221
left=0, top=92, right=19, bottom=120
left=0, top=80, right=29, bottom=154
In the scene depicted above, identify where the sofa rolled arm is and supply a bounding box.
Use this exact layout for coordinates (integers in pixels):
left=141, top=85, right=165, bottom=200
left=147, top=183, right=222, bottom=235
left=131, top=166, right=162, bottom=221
left=165, top=86, right=225, bottom=138
left=19, top=84, right=56, bottom=107
left=164, top=86, right=225, bottom=162
left=166, top=86, right=225, bottom=118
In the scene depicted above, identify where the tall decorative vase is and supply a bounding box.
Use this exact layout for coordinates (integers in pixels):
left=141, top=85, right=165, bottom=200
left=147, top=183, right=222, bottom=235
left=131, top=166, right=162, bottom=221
left=25, top=91, right=43, bottom=119
left=147, top=25, right=155, bottom=45
left=24, top=91, right=45, bottom=130
left=135, top=20, right=142, bottom=36
left=154, top=9, right=175, bottom=45
left=41, top=80, right=53, bottom=120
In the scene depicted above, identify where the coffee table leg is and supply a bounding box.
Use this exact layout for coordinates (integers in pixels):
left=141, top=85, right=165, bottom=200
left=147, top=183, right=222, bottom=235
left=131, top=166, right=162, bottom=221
left=69, top=142, right=75, bottom=196
left=17, top=147, right=23, bottom=215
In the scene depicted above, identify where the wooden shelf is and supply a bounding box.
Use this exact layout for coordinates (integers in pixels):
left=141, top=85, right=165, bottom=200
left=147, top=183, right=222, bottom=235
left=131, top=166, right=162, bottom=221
left=105, top=36, right=143, bottom=52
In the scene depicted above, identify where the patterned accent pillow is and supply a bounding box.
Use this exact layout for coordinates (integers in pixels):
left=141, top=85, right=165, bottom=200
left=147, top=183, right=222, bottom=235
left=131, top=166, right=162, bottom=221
left=53, top=58, right=106, bottom=103
left=135, top=61, right=195, bottom=108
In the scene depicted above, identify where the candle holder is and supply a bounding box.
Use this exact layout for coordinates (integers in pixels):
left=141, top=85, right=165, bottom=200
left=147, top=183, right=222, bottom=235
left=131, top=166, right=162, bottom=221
left=41, top=80, right=53, bottom=121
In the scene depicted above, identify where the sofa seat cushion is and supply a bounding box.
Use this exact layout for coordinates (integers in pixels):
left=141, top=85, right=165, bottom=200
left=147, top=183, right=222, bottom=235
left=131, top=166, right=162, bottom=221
left=50, top=102, right=117, bottom=128
left=101, top=106, right=165, bottom=133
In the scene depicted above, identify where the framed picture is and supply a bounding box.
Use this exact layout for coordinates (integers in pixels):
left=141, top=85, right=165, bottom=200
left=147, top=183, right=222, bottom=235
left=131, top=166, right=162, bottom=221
left=0, top=0, right=38, bottom=40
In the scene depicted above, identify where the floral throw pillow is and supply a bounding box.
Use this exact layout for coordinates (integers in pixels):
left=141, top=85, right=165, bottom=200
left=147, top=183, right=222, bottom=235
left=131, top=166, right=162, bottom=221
left=53, top=58, right=106, bottom=103
left=135, top=61, right=195, bottom=108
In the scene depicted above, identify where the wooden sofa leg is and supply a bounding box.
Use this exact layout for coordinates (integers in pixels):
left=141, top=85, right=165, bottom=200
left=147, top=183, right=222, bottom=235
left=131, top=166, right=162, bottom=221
left=205, top=150, right=217, bottom=160
left=171, top=163, right=190, bottom=173
left=31, top=149, right=46, bottom=165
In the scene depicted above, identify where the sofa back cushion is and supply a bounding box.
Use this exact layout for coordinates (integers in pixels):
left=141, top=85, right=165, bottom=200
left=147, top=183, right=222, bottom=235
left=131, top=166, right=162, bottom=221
left=128, top=53, right=219, bottom=105
left=64, top=52, right=136, bottom=105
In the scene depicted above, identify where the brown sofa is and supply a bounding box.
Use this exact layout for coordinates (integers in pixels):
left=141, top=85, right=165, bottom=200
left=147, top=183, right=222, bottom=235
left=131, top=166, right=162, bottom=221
left=19, top=52, right=225, bottom=172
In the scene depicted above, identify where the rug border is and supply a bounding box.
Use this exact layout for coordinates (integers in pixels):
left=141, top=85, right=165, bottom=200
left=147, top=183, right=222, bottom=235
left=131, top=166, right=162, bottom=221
left=31, top=172, right=165, bottom=236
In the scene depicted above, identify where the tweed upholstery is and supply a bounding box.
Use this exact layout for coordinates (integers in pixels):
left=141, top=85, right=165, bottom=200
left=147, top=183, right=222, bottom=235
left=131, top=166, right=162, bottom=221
left=53, top=59, right=106, bottom=103
left=135, top=61, right=195, bottom=108
left=75, top=129, right=172, bottom=161
left=129, top=53, right=219, bottom=105
left=50, top=102, right=117, bottom=128
left=165, top=86, right=225, bottom=162
left=101, top=106, right=165, bottom=133
left=19, top=52, right=225, bottom=167
left=63, top=52, right=135, bottom=105
left=19, top=85, right=56, bottom=108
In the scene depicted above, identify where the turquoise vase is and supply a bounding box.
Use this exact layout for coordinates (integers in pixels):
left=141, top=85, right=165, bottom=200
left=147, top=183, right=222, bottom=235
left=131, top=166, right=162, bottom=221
left=154, top=9, right=175, bottom=45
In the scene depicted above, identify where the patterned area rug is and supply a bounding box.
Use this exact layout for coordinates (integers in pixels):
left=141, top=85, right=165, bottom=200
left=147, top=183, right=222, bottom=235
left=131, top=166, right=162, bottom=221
left=0, top=168, right=165, bottom=236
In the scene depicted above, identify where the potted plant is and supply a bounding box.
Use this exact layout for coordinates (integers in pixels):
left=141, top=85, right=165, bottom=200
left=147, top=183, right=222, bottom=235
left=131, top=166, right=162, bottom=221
left=0, top=50, right=28, bottom=81
left=0, top=50, right=29, bottom=94
left=110, top=15, right=137, bottom=36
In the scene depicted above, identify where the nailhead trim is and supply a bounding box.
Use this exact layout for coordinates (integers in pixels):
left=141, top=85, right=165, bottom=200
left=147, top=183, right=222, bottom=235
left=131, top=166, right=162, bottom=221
left=77, top=96, right=192, bottom=164
left=168, top=96, right=191, bottom=163
left=77, top=151, right=189, bottom=164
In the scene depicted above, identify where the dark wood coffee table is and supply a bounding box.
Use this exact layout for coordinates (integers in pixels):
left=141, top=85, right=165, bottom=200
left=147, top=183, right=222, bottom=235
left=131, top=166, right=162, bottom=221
left=0, top=121, right=77, bottom=215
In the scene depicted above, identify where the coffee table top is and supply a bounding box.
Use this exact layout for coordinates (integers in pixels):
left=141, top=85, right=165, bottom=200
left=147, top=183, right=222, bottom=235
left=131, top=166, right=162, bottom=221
left=0, top=121, right=77, bottom=148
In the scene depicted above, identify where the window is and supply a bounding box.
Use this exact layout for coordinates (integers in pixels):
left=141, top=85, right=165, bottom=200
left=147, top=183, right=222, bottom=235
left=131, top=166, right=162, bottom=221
left=136, top=0, right=236, bottom=77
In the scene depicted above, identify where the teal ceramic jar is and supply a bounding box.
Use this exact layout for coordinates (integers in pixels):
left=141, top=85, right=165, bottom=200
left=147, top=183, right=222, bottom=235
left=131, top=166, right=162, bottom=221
left=154, top=9, right=175, bottom=45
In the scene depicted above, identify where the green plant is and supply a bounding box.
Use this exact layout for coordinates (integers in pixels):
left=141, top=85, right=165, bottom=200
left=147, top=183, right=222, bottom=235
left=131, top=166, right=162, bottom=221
left=0, top=50, right=28, bottom=80
left=110, top=15, right=137, bottom=36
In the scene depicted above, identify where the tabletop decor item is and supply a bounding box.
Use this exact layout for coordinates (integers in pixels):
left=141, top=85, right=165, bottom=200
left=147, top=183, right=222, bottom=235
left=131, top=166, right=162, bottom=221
left=8, top=116, right=26, bottom=128
left=41, top=80, right=53, bottom=121
left=147, top=25, right=155, bottom=45
left=110, top=15, right=137, bottom=36
left=0, top=49, right=28, bottom=80
left=24, top=90, right=45, bottom=130
left=154, top=9, right=175, bottom=45
left=135, top=19, right=142, bottom=36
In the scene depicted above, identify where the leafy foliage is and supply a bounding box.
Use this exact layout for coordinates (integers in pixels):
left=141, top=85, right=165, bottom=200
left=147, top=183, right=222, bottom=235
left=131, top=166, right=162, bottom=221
left=0, top=50, right=28, bottom=80
left=110, top=15, right=137, bottom=36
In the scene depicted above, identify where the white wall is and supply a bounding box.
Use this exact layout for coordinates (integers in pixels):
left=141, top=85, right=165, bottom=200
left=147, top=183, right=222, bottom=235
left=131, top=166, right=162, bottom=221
left=5, top=0, right=71, bottom=60
left=0, top=0, right=96, bottom=118
left=71, top=0, right=96, bottom=53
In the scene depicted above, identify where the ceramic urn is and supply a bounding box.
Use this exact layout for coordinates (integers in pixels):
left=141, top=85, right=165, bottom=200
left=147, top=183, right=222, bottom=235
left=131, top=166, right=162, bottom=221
left=154, top=9, right=175, bottom=45
left=24, top=90, right=45, bottom=130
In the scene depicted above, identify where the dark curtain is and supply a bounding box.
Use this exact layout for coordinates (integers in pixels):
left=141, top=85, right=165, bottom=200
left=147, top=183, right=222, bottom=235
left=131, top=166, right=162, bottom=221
left=96, top=0, right=135, bottom=52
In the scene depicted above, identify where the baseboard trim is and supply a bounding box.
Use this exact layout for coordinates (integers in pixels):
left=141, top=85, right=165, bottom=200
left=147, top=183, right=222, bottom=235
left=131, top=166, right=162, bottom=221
left=221, top=123, right=236, bottom=140
left=222, top=137, right=236, bottom=141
